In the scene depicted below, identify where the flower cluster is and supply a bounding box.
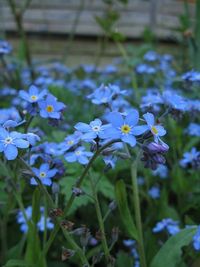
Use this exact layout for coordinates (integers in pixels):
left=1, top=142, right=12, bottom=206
left=17, top=206, right=54, bottom=232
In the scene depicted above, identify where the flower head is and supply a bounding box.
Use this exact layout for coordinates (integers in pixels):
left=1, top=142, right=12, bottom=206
left=133, top=112, right=166, bottom=143
left=75, top=119, right=109, bottom=142
left=38, top=94, right=65, bottom=119
left=153, top=218, right=180, bottom=235
left=31, top=163, right=58, bottom=186
left=19, top=85, right=47, bottom=103
left=65, top=146, right=93, bottom=165
left=104, top=110, right=139, bottom=147
left=0, top=128, right=29, bottom=160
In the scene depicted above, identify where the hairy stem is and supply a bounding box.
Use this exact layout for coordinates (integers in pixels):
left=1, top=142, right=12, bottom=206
left=131, top=156, right=147, bottom=267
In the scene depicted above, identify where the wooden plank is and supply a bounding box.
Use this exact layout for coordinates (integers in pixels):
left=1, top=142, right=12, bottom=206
left=1, top=0, right=195, bottom=39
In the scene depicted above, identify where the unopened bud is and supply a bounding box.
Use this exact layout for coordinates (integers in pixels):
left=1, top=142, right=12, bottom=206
left=61, top=247, right=75, bottom=261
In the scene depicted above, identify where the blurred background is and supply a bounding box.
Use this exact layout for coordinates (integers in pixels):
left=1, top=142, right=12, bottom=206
left=0, top=0, right=196, bottom=67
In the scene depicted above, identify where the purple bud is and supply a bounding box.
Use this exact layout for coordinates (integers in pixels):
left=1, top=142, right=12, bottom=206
left=147, top=142, right=169, bottom=153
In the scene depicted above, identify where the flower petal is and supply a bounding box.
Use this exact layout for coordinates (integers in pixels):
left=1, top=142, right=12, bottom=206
left=106, top=112, right=123, bottom=128
left=124, top=110, right=139, bottom=127
left=75, top=122, right=91, bottom=132
left=132, top=125, right=149, bottom=135
left=4, top=144, right=18, bottom=160
left=121, top=135, right=136, bottom=147
left=14, top=139, right=29, bottom=148
left=143, top=112, right=155, bottom=126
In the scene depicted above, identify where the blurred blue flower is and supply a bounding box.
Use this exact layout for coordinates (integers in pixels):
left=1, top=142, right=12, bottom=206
left=193, top=226, right=200, bottom=251
left=38, top=94, right=65, bottom=119
left=152, top=164, right=168, bottom=179
left=0, top=40, right=12, bottom=55
left=153, top=218, right=180, bottom=235
left=104, top=110, right=139, bottom=147
left=65, top=146, right=93, bottom=165
left=19, top=85, right=47, bottom=103
left=144, top=51, right=159, bottom=62
left=186, top=123, right=200, bottom=137
left=31, top=163, right=58, bottom=186
left=0, top=128, right=29, bottom=160
left=17, top=206, right=54, bottom=233
left=64, top=131, right=81, bottom=151
left=180, top=147, right=200, bottom=168
left=37, top=216, right=54, bottom=231
left=148, top=186, right=160, bottom=199
left=163, top=90, right=188, bottom=111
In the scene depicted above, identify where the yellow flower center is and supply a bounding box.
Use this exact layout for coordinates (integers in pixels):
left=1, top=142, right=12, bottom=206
left=46, top=105, right=54, bottom=112
left=121, top=124, right=131, bottom=134
left=31, top=95, right=37, bottom=101
left=151, top=126, right=158, bottom=135
left=75, top=150, right=81, bottom=156
left=67, top=140, right=74, bottom=145
left=40, top=172, right=46, bottom=178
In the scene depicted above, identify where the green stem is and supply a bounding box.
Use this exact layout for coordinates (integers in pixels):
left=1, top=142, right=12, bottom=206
left=41, top=139, right=120, bottom=258
left=131, top=157, right=147, bottom=267
left=19, top=158, right=87, bottom=265
left=89, top=176, right=110, bottom=263
left=62, top=230, right=90, bottom=266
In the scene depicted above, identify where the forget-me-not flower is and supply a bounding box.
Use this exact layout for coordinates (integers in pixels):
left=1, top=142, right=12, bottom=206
left=30, top=163, right=58, bottom=186
left=193, top=226, right=200, bottom=251
left=104, top=110, right=140, bottom=147
left=19, top=85, right=47, bottom=103
left=153, top=218, right=180, bottom=236
left=75, top=119, right=109, bottom=142
left=133, top=112, right=166, bottom=142
left=65, top=146, right=93, bottom=165
left=0, top=128, right=29, bottom=160
left=38, top=94, right=65, bottom=119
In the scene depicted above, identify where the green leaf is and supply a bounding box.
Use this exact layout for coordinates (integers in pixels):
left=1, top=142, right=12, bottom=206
left=4, top=259, right=36, bottom=267
left=115, top=180, right=138, bottom=240
left=116, top=251, right=133, bottom=267
left=25, top=189, right=44, bottom=266
left=150, top=227, right=197, bottom=267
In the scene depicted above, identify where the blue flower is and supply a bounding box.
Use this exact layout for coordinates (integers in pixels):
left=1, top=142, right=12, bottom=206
left=143, top=51, right=159, bottom=62
left=30, top=163, right=58, bottom=186
left=182, top=70, right=200, bottom=83
left=193, top=226, right=200, bottom=251
left=17, top=206, right=54, bottom=233
left=37, top=216, right=54, bottom=231
left=87, top=84, right=127, bottom=106
left=104, top=110, right=139, bottom=147
left=0, top=40, right=12, bottom=55
left=65, top=146, right=93, bottom=165
left=186, top=123, right=200, bottom=137
left=87, top=84, right=114, bottom=105
left=17, top=206, right=32, bottom=233
left=38, top=94, right=65, bottom=119
left=180, top=147, right=200, bottom=168
left=152, top=164, right=168, bottom=179
left=0, top=128, right=29, bottom=160
left=148, top=186, right=160, bottom=199
left=64, top=131, right=81, bottom=151
left=75, top=119, right=109, bottom=142
left=19, top=85, right=47, bottom=103
left=163, top=90, right=188, bottom=111
left=133, top=112, right=166, bottom=143
left=153, top=218, right=180, bottom=235
left=23, top=133, right=40, bottom=146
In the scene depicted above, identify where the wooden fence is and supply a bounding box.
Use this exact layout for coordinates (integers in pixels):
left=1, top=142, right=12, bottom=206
left=0, top=0, right=195, bottom=40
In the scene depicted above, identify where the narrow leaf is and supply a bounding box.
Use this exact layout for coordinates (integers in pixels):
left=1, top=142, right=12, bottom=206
left=115, top=180, right=138, bottom=240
